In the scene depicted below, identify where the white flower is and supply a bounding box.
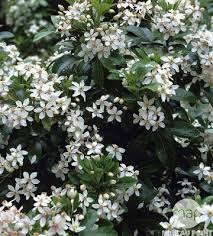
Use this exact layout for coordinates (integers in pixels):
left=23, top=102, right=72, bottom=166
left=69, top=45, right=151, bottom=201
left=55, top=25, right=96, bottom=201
left=196, top=204, right=213, bottom=228
left=106, top=144, right=125, bottom=161
left=119, top=164, right=135, bottom=177
left=160, top=215, right=184, bottom=229
left=106, top=202, right=123, bottom=221
left=70, top=217, right=85, bottom=233
left=16, top=98, right=34, bottom=112
left=132, top=183, right=142, bottom=196
left=6, top=184, right=21, bottom=203
left=48, top=214, right=71, bottom=235
left=70, top=81, right=91, bottom=101
left=86, top=141, right=104, bottom=155
left=107, top=106, right=123, bottom=122
left=7, top=144, right=28, bottom=168
left=52, top=156, right=69, bottom=180
left=161, top=56, right=182, bottom=73
left=79, top=190, right=93, bottom=208
left=33, top=206, right=52, bottom=228
left=193, top=162, right=211, bottom=180
left=204, top=171, right=213, bottom=184
left=34, top=101, right=55, bottom=119
left=86, top=103, right=104, bottom=118
left=21, top=172, right=40, bottom=189
left=33, top=193, right=51, bottom=210
left=95, top=95, right=110, bottom=109
left=138, top=95, right=155, bottom=110
left=92, top=195, right=110, bottom=216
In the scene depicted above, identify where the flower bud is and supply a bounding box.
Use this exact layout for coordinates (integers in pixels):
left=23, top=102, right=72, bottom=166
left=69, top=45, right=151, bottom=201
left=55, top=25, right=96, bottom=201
left=119, top=98, right=124, bottom=104
left=108, top=172, right=114, bottom=177
left=94, top=155, right=100, bottom=161
left=103, top=193, right=110, bottom=199
left=58, top=5, right=64, bottom=11
left=71, top=102, right=77, bottom=107
left=110, top=179, right=116, bottom=184
left=109, top=9, right=115, bottom=13
left=96, top=27, right=103, bottom=32
left=78, top=214, right=84, bottom=220
left=67, top=188, right=77, bottom=199
left=80, top=15, right=86, bottom=21
left=80, top=184, right=86, bottom=191
left=114, top=97, right=120, bottom=103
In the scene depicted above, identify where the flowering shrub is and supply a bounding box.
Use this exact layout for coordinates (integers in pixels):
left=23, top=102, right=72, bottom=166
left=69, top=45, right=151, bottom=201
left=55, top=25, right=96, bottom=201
left=0, top=0, right=212, bottom=235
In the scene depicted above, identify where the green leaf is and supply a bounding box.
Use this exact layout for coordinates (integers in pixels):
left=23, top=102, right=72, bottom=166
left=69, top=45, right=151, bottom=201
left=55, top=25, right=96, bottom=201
left=116, top=176, right=137, bottom=189
left=168, top=121, right=200, bottom=138
left=200, top=181, right=213, bottom=194
left=134, top=48, right=149, bottom=62
left=51, top=16, right=58, bottom=26
left=140, top=83, right=159, bottom=92
left=172, top=88, right=197, bottom=103
left=33, top=29, right=54, bottom=42
left=121, top=223, right=132, bottom=236
left=203, top=89, right=213, bottom=107
left=141, top=183, right=158, bottom=203
left=0, top=50, right=8, bottom=61
left=80, top=209, right=98, bottom=233
left=68, top=172, right=80, bottom=185
left=177, top=167, right=196, bottom=178
left=94, top=166, right=104, bottom=183
left=0, top=31, right=14, bottom=40
left=41, top=118, right=52, bottom=131
left=156, top=141, right=170, bottom=169
left=91, top=0, right=113, bottom=16
left=65, top=0, right=75, bottom=4
left=202, top=196, right=213, bottom=205
left=52, top=54, right=75, bottom=75
left=82, top=226, right=118, bottom=236
left=28, top=141, right=43, bottom=162
left=92, top=58, right=105, bottom=87
left=188, top=105, right=206, bottom=120
left=173, top=0, right=182, bottom=10
left=124, top=26, right=154, bottom=42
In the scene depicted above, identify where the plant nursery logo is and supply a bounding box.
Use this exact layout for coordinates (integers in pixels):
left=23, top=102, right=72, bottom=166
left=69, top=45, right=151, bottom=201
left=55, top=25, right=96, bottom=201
left=173, top=199, right=201, bottom=229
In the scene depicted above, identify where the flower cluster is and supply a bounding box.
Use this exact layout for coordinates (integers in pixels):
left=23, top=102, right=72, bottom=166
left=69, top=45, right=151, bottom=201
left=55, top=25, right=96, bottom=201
left=0, top=145, right=28, bottom=174
left=0, top=202, right=32, bottom=235
left=7, top=172, right=40, bottom=202
left=152, top=0, right=204, bottom=39
left=114, top=0, right=153, bottom=26
left=133, top=95, right=165, bottom=131
left=5, top=0, right=50, bottom=35
left=152, top=9, right=186, bottom=40
left=56, top=1, right=91, bottom=36
left=148, top=184, right=171, bottom=214
left=78, top=26, right=127, bottom=62
left=189, top=29, right=213, bottom=87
